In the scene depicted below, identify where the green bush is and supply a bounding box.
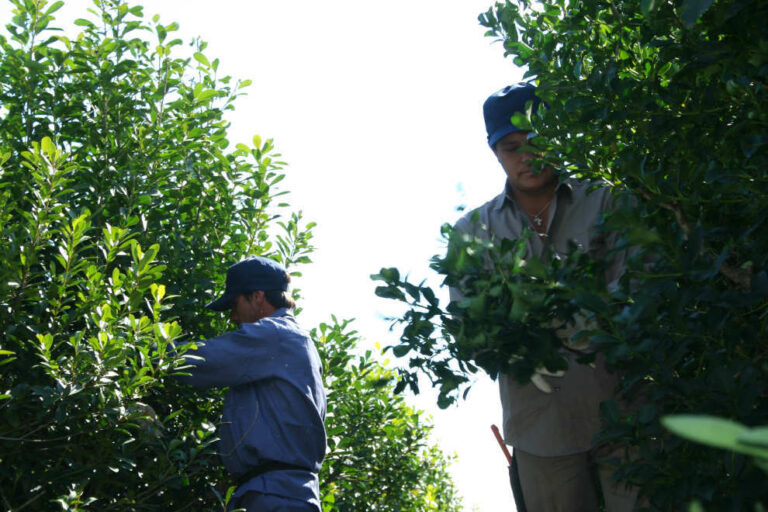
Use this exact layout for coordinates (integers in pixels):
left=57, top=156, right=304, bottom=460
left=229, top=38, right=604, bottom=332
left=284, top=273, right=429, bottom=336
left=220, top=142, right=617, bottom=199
left=0, top=1, right=462, bottom=509
left=315, top=318, right=463, bottom=512
left=0, top=0, right=310, bottom=507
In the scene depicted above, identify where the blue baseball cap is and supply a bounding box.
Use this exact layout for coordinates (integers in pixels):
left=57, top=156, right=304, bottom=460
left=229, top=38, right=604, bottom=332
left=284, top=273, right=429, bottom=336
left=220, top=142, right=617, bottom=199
left=205, top=256, right=289, bottom=311
left=483, top=82, right=541, bottom=147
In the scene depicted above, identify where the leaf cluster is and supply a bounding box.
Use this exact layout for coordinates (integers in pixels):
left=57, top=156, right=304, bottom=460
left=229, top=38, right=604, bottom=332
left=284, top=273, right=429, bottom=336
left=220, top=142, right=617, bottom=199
left=373, top=224, right=610, bottom=408
left=1, top=1, right=463, bottom=510
left=662, top=414, right=768, bottom=473
left=313, top=318, right=463, bottom=512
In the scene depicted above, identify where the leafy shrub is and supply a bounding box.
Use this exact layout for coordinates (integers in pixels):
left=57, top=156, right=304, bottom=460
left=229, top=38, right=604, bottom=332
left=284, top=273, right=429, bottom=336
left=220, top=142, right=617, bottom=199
left=0, top=1, right=461, bottom=510
left=0, top=0, right=310, bottom=508
left=315, top=318, right=463, bottom=512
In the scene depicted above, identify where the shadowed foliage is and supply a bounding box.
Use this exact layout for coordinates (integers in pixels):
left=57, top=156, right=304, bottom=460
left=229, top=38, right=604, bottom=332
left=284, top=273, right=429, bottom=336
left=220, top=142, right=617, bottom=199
left=374, top=0, right=768, bottom=509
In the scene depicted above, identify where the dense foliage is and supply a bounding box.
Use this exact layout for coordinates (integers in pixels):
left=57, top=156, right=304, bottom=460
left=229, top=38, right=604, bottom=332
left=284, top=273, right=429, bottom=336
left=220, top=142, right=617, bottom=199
left=374, top=0, right=768, bottom=509
left=373, top=230, right=609, bottom=406
left=315, top=319, right=463, bottom=512
left=0, top=1, right=459, bottom=510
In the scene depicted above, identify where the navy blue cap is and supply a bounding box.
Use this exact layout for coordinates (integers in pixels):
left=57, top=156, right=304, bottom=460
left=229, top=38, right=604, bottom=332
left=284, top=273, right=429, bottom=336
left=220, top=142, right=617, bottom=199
left=483, top=82, right=541, bottom=147
left=206, top=256, right=289, bottom=311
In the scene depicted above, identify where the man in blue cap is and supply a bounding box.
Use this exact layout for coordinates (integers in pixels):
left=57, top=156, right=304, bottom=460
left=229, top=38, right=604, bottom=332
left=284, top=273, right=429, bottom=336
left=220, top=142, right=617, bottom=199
left=451, top=83, right=636, bottom=511
left=178, top=255, right=326, bottom=511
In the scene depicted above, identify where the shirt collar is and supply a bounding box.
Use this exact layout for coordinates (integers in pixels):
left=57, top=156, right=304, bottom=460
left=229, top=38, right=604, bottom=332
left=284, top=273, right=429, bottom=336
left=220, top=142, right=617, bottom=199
left=270, top=307, right=290, bottom=318
left=494, top=177, right=574, bottom=212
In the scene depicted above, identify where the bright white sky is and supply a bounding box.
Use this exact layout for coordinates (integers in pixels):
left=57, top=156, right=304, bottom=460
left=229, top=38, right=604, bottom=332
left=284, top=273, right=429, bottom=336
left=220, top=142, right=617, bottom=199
left=39, top=1, right=527, bottom=509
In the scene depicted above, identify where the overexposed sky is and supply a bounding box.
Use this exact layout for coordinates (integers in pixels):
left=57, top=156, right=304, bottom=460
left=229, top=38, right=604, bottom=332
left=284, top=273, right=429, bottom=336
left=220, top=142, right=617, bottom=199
left=29, top=1, right=526, bottom=509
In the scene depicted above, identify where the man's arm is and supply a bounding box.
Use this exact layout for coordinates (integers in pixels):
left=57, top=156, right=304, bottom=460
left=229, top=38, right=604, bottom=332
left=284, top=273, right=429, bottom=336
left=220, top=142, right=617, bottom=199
left=176, top=324, right=281, bottom=389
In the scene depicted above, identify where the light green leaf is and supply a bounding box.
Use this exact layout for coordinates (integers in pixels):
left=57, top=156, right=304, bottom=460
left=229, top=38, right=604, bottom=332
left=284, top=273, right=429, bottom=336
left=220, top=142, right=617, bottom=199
left=193, top=52, right=209, bottom=67
left=738, top=428, right=768, bottom=450
left=138, top=244, right=160, bottom=274
left=41, top=136, right=56, bottom=158
left=74, top=18, right=95, bottom=27
left=509, top=112, right=533, bottom=132
left=663, top=415, right=745, bottom=447
left=37, top=333, right=54, bottom=351
left=45, top=0, right=65, bottom=16
left=662, top=415, right=768, bottom=459
left=195, top=89, right=217, bottom=104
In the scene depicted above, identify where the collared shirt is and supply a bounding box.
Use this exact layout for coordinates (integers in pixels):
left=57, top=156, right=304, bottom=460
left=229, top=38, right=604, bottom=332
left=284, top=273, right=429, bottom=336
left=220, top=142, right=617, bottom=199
left=179, top=308, right=326, bottom=508
left=452, top=178, right=622, bottom=456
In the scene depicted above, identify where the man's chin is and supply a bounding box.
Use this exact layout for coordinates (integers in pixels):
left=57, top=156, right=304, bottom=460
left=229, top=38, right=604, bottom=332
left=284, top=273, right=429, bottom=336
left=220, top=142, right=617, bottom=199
left=516, top=177, right=556, bottom=195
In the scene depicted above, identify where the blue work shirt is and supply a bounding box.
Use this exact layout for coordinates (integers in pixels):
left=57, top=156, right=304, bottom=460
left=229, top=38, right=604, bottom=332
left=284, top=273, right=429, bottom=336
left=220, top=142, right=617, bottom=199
left=178, top=308, right=327, bottom=508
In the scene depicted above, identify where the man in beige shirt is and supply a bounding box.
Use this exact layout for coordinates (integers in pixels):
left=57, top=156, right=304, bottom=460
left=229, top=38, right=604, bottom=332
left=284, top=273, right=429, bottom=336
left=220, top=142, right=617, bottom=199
left=451, top=83, right=636, bottom=511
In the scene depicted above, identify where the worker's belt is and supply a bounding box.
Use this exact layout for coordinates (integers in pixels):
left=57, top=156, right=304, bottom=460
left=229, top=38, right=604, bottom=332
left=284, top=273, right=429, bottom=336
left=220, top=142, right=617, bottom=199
left=236, top=461, right=313, bottom=486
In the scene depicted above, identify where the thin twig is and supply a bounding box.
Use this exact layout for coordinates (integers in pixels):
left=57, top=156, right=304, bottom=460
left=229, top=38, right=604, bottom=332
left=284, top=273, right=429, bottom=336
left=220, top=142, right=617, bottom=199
left=13, top=490, right=45, bottom=512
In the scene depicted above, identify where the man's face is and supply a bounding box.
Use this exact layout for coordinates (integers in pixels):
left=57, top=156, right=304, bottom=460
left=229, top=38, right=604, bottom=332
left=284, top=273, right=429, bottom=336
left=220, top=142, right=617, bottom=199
left=229, top=293, right=260, bottom=326
left=493, top=131, right=556, bottom=195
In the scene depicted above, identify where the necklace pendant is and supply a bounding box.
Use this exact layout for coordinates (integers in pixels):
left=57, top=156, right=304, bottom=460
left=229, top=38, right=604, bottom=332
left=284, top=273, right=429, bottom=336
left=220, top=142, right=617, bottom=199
left=534, top=216, right=543, bottom=226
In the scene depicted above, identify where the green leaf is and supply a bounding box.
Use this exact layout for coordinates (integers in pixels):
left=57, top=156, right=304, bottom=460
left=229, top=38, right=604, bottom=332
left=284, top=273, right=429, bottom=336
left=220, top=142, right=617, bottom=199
left=679, top=0, right=715, bottom=28
left=371, top=267, right=402, bottom=285
left=374, top=285, right=406, bottom=301
left=392, top=344, right=411, bottom=357
left=638, top=404, right=656, bottom=424
left=45, top=1, right=65, bottom=16
left=74, top=18, right=95, bottom=28
left=138, top=244, right=159, bottom=274
left=509, top=112, right=533, bottom=132
left=195, top=89, right=217, bottom=104
left=573, top=292, right=607, bottom=314
left=738, top=428, right=768, bottom=450
left=662, top=415, right=768, bottom=459
left=193, top=52, right=209, bottom=67
left=41, top=136, right=56, bottom=158
left=640, top=0, right=657, bottom=16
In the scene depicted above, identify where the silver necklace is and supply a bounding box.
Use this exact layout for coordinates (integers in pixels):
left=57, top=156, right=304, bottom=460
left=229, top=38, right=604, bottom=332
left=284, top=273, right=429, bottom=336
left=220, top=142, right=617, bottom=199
left=525, top=199, right=553, bottom=228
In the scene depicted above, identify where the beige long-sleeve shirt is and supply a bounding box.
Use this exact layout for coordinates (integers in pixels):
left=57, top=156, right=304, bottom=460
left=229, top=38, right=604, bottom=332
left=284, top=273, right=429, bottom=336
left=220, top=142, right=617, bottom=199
left=451, top=177, right=624, bottom=456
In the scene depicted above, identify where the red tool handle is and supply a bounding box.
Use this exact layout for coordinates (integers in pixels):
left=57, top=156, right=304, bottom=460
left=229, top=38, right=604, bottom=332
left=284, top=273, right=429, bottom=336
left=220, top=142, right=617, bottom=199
left=491, top=424, right=513, bottom=466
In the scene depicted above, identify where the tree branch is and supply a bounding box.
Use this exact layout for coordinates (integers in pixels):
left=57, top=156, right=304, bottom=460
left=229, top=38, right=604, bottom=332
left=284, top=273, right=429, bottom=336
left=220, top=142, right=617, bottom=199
left=639, top=189, right=752, bottom=289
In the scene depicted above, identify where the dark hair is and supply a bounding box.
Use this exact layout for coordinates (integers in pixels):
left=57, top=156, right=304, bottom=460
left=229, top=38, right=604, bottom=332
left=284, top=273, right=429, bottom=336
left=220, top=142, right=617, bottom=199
left=248, top=273, right=296, bottom=310
left=264, top=289, right=296, bottom=309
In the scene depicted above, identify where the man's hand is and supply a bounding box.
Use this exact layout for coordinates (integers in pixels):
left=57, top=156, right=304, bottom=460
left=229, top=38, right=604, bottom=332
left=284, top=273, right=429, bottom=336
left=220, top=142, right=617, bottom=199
left=508, top=354, right=565, bottom=393
left=553, top=311, right=597, bottom=353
